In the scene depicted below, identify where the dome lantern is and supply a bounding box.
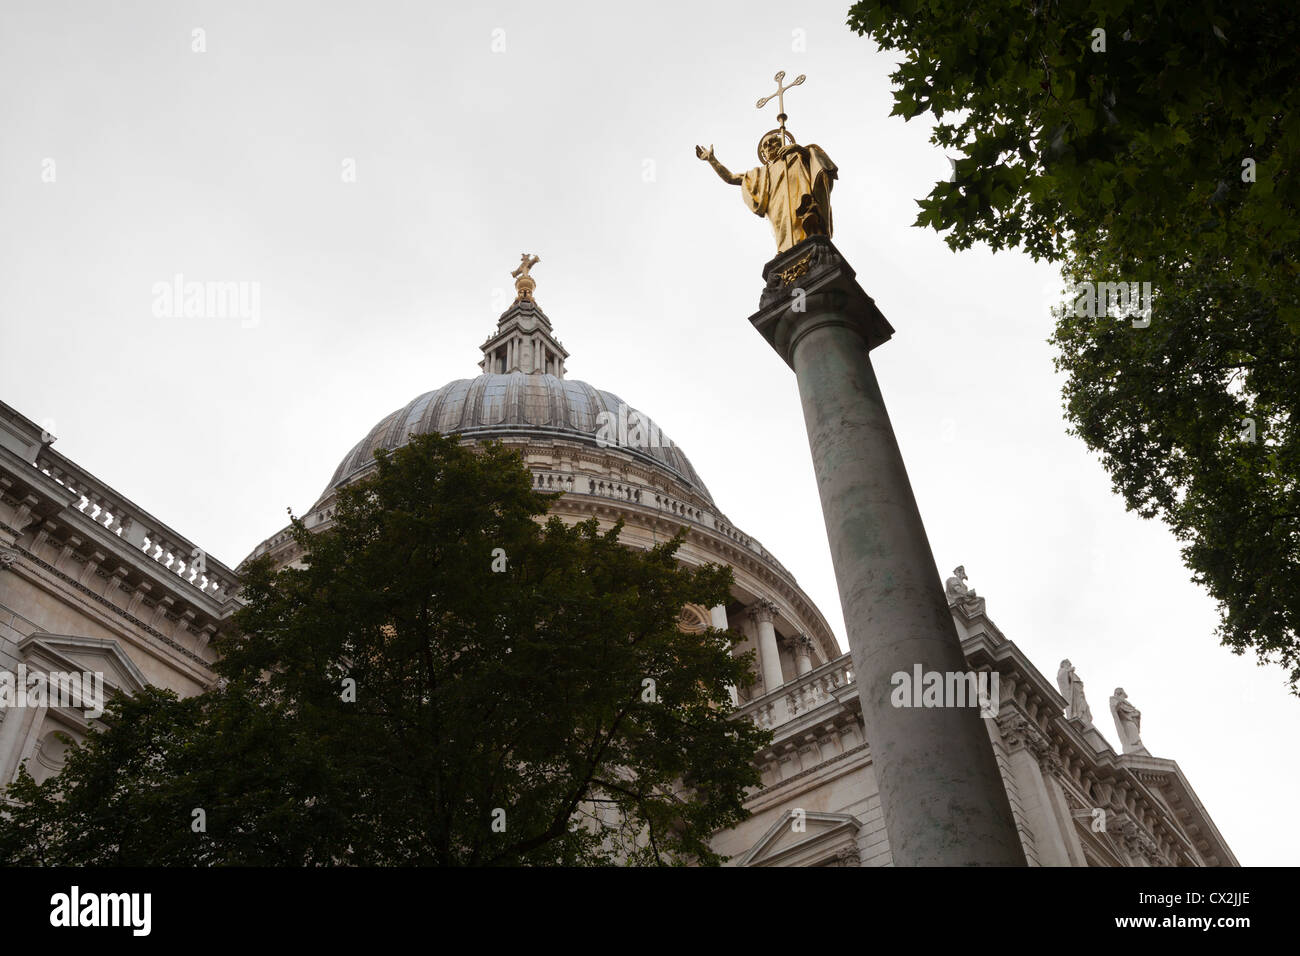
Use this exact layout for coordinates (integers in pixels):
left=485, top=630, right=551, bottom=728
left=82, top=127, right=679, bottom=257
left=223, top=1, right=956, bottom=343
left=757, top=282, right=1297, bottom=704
left=479, top=253, right=569, bottom=377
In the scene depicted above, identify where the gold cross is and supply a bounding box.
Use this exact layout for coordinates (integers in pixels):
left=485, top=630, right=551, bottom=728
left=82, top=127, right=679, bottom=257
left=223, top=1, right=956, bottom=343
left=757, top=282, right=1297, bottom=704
left=755, top=70, right=805, bottom=128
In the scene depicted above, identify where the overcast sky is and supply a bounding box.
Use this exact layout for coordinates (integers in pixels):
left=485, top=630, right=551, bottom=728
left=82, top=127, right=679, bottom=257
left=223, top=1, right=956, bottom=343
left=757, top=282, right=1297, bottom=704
left=1, top=0, right=1291, bottom=865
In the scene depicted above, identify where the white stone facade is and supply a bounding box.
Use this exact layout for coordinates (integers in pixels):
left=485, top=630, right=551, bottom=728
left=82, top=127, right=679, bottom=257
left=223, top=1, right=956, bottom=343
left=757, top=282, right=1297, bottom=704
left=717, top=602, right=1237, bottom=867
left=0, top=401, right=230, bottom=785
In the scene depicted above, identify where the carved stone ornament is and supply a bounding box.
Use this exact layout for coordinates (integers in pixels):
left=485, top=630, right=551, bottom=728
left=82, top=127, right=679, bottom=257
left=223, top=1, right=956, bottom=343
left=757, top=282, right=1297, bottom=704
left=1038, top=750, right=1064, bottom=778
left=1000, top=714, right=1045, bottom=753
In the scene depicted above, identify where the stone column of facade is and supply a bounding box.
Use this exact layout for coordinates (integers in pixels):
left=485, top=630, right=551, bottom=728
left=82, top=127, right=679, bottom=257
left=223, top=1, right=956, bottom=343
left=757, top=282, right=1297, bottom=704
left=0, top=708, right=22, bottom=784
left=747, top=599, right=785, bottom=695
left=15, top=703, right=48, bottom=778
left=747, top=236, right=1025, bottom=865
left=710, top=603, right=739, bottom=706
left=788, top=634, right=814, bottom=676
left=0, top=699, right=45, bottom=785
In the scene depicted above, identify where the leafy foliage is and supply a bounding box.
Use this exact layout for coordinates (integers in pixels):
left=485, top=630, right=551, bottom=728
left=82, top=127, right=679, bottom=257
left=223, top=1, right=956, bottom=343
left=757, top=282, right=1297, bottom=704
left=1, top=433, right=767, bottom=864
left=848, top=0, right=1300, bottom=689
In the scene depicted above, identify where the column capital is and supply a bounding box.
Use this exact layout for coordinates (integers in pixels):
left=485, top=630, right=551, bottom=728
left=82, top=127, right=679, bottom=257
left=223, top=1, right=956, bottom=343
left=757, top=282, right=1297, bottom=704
left=782, top=632, right=813, bottom=655
left=747, top=598, right=780, bottom=624
left=748, top=236, right=894, bottom=370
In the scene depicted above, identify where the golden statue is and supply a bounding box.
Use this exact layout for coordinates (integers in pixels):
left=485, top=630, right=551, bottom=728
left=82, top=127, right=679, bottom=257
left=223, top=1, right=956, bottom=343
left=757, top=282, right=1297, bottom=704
left=511, top=253, right=540, bottom=302
left=697, top=72, right=837, bottom=254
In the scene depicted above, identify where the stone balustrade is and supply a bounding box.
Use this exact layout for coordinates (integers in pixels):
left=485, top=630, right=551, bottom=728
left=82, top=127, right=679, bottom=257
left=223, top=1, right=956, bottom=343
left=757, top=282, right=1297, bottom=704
left=529, top=468, right=794, bottom=581
left=735, top=652, right=855, bottom=732
left=779, top=654, right=855, bottom=719
left=32, top=447, right=234, bottom=603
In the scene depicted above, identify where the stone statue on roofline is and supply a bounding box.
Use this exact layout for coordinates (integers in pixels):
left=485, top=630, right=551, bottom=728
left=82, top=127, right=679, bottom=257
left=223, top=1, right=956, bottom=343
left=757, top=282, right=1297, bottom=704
left=1056, top=659, right=1094, bottom=726
left=944, top=565, right=986, bottom=616
left=1110, top=687, right=1151, bottom=755
left=945, top=565, right=975, bottom=604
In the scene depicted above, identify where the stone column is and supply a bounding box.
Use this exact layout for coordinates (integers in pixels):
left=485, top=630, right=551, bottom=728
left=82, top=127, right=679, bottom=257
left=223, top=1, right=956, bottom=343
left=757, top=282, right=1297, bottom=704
left=787, top=634, right=814, bottom=676
left=710, top=603, right=739, bottom=706
left=747, top=599, right=785, bottom=695
left=747, top=236, right=1024, bottom=865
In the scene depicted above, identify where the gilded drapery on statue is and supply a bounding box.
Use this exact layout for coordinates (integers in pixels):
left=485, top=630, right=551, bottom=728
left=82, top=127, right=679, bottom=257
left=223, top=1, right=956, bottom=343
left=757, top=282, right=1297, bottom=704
left=740, top=137, right=837, bottom=253
left=697, top=132, right=838, bottom=254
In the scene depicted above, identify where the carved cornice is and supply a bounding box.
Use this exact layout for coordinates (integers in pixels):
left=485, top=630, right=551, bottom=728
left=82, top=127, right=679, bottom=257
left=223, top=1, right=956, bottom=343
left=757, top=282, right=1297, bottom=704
left=754, top=742, right=869, bottom=798
left=4, top=544, right=215, bottom=672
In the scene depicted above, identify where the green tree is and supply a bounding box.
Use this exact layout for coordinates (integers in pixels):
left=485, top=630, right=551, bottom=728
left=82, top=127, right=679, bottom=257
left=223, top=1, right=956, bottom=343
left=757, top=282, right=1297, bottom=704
left=0, top=433, right=766, bottom=864
left=848, top=0, right=1300, bottom=689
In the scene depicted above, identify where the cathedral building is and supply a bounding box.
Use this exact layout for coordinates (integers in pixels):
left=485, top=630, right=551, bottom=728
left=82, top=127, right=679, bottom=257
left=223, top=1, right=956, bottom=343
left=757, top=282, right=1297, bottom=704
left=0, top=278, right=1237, bottom=867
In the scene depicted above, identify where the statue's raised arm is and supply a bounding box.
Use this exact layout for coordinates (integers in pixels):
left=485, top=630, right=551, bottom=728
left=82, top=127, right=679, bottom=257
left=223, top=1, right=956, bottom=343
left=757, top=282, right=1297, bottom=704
left=696, top=144, right=741, bottom=186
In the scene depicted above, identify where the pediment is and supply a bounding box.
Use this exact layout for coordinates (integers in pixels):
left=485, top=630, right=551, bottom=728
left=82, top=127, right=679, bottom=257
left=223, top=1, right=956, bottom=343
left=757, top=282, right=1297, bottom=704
left=736, top=810, right=861, bottom=867
left=16, top=633, right=148, bottom=695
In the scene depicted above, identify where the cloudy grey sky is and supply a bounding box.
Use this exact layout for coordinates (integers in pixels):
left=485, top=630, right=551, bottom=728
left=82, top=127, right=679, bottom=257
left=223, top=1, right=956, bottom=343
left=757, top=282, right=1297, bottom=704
left=1, top=0, right=1290, bottom=864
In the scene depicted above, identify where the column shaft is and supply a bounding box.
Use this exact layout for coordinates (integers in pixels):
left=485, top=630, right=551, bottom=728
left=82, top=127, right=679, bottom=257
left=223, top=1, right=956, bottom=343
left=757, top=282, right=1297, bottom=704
left=788, top=314, right=1024, bottom=865
left=710, top=604, right=739, bottom=706
left=755, top=615, right=784, bottom=693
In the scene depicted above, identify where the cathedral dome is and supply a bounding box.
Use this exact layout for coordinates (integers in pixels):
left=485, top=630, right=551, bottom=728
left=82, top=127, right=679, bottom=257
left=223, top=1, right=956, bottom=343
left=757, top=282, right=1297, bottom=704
left=242, top=261, right=842, bottom=677
left=320, top=278, right=712, bottom=506
left=322, top=372, right=713, bottom=504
